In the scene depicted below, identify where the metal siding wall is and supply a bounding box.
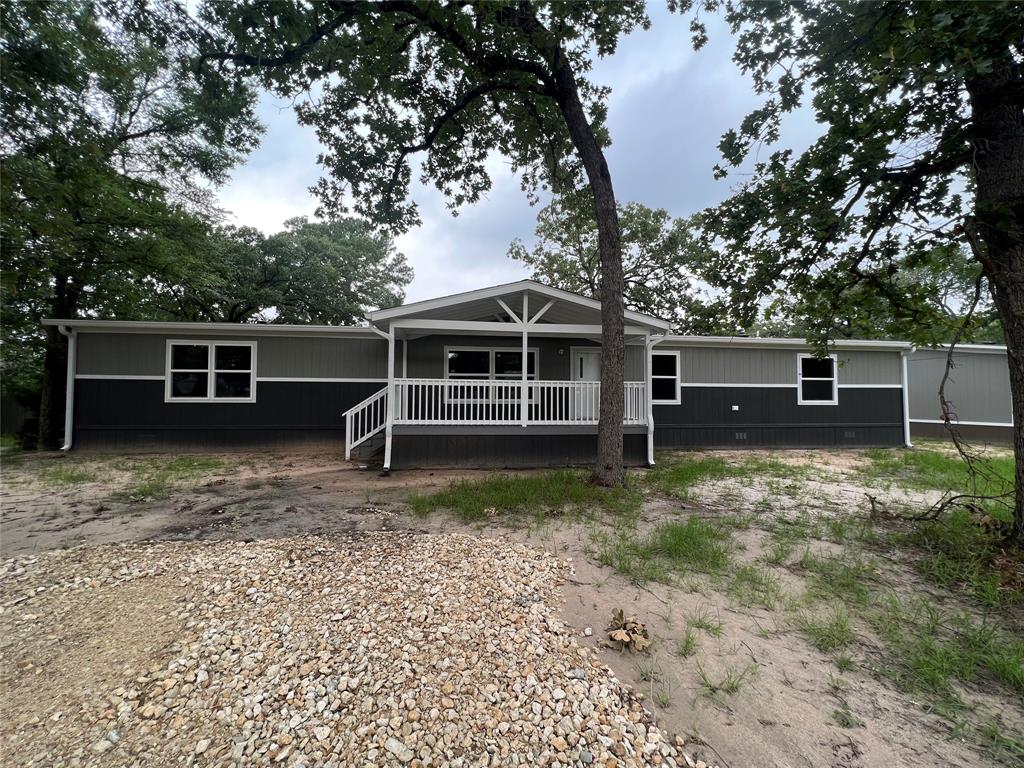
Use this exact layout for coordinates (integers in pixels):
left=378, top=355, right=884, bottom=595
left=404, top=335, right=608, bottom=380
left=908, top=349, right=1012, bottom=424
left=257, top=337, right=386, bottom=378
left=652, top=387, right=904, bottom=449
left=835, top=351, right=901, bottom=385
left=74, top=379, right=382, bottom=448
left=656, top=345, right=901, bottom=386
left=75, top=332, right=386, bottom=379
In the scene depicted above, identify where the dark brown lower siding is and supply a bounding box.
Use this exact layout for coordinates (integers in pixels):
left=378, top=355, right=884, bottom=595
left=910, top=421, right=1013, bottom=445
left=73, top=379, right=384, bottom=449
left=653, top=386, right=905, bottom=449
left=390, top=433, right=648, bottom=469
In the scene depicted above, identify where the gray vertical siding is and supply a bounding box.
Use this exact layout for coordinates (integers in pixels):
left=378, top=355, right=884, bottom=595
left=657, top=345, right=902, bottom=386
left=403, top=335, right=644, bottom=381
left=908, top=348, right=1011, bottom=425
left=76, top=332, right=387, bottom=379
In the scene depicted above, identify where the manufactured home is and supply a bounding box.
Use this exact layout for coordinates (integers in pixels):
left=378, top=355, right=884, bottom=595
left=907, top=344, right=1013, bottom=444
left=45, top=280, right=915, bottom=469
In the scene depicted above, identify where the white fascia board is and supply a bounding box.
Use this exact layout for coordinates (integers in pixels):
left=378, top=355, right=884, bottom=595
left=41, top=318, right=377, bottom=338
left=390, top=318, right=655, bottom=336
left=914, top=343, right=1008, bottom=355
left=369, top=279, right=670, bottom=330
left=661, top=335, right=912, bottom=352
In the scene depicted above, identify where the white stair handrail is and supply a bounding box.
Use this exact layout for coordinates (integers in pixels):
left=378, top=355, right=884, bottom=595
left=343, top=386, right=388, bottom=459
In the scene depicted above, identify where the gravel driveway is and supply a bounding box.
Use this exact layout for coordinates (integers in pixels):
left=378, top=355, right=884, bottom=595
left=1, top=533, right=690, bottom=767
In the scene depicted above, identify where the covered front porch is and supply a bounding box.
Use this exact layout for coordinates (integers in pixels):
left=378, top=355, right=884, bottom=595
left=344, top=281, right=671, bottom=469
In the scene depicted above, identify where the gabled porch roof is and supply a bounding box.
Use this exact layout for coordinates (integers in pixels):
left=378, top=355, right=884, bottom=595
left=368, top=280, right=671, bottom=338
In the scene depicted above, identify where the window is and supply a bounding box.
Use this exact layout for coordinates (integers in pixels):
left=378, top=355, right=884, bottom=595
left=651, top=351, right=680, bottom=404
left=797, top=353, right=837, bottom=405
left=166, top=341, right=256, bottom=402
left=445, top=347, right=537, bottom=380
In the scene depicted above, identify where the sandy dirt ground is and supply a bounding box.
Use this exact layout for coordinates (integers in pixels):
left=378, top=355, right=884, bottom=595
left=1, top=447, right=1021, bottom=768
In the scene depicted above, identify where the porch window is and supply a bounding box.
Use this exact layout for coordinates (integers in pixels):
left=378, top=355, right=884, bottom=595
left=651, top=351, right=681, bottom=404
left=797, top=353, right=837, bottom=405
left=445, top=347, right=537, bottom=380
left=166, top=341, right=256, bottom=402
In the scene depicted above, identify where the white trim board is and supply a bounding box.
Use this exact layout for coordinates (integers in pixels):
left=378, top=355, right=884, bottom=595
left=681, top=382, right=796, bottom=388
left=257, top=377, right=388, bottom=384
left=910, top=418, right=1013, bottom=428
left=76, top=374, right=165, bottom=381
left=678, top=382, right=903, bottom=388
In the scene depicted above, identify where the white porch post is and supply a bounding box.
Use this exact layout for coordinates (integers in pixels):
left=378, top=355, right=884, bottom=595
left=521, top=292, right=529, bottom=427
left=383, top=327, right=396, bottom=471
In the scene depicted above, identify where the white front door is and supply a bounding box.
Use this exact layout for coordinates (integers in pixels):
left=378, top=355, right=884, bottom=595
left=572, top=349, right=601, bottom=420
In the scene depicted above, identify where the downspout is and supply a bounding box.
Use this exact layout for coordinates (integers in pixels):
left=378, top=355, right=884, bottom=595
left=900, top=347, right=915, bottom=448
left=57, top=325, right=76, bottom=451
left=645, top=333, right=667, bottom=466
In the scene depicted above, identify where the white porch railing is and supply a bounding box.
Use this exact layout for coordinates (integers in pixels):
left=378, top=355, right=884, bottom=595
left=392, top=379, right=646, bottom=426
left=343, top=386, right=388, bottom=459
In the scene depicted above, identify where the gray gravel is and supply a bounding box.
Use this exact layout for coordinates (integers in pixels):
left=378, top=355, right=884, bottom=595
left=1, top=533, right=701, bottom=767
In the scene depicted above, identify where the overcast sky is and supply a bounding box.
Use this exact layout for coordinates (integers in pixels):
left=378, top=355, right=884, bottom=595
left=218, top=8, right=820, bottom=304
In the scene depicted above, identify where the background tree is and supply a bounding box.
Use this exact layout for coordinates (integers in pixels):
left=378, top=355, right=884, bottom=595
left=745, top=245, right=1003, bottom=343
left=509, top=191, right=726, bottom=332
left=154, top=217, right=413, bottom=324
left=681, top=1, right=1024, bottom=543
left=1, top=0, right=260, bottom=448
left=196, top=0, right=652, bottom=485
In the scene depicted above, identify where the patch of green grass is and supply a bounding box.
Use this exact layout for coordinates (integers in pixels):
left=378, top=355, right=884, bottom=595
left=895, top=508, right=1022, bottom=607
left=112, top=456, right=226, bottom=501
left=408, top=470, right=640, bottom=522
left=695, top=661, right=758, bottom=697
left=831, top=707, right=865, bottom=728
left=595, top=517, right=733, bottom=584
left=729, top=564, right=783, bottom=609
left=647, top=454, right=734, bottom=498
left=676, top=627, right=700, bottom=657
left=647, top=452, right=806, bottom=499
left=798, top=549, right=877, bottom=606
left=798, top=605, right=854, bottom=652
left=39, top=464, right=97, bottom=486
left=860, top=446, right=1013, bottom=496
left=687, top=606, right=724, bottom=637
left=978, top=719, right=1024, bottom=763
left=834, top=653, right=855, bottom=673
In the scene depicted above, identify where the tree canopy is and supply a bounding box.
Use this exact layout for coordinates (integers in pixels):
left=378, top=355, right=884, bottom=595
left=154, top=218, right=413, bottom=324
left=1, top=0, right=262, bottom=445
left=509, top=193, right=723, bottom=332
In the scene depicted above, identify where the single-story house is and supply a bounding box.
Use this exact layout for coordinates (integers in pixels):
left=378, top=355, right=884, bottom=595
left=44, top=280, right=916, bottom=469
left=907, top=344, right=1013, bottom=444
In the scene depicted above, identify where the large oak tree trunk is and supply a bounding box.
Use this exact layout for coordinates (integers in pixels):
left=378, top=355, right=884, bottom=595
left=549, top=53, right=626, bottom=487
left=967, top=61, right=1024, bottom=545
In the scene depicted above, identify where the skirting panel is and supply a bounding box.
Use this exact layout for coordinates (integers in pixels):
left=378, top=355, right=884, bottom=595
left=910, top=421, right=1013, bottom=445
left=390, top=433, right=647, bottom=469
left=653, top=386, right=904, bottom=448
left=73, top=379, right=384, bottom=449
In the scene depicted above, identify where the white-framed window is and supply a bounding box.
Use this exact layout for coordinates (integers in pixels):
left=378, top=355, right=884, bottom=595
left=444, top=346, right=538, bottom=403
left=651, top=350, right=681, bottom=404
left=797, top=353, right=838, bottom=405
left=444, top=346, right=538, bottom=380
left=165, top=340, right=257, bottom=403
